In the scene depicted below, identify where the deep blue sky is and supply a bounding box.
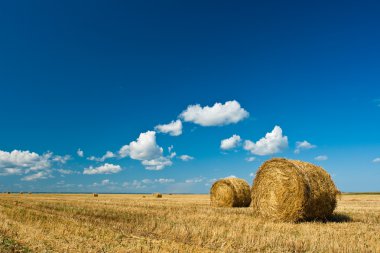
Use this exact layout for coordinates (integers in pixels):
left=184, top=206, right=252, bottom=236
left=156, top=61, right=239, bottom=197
left=0, top=0, right=379, bottom=193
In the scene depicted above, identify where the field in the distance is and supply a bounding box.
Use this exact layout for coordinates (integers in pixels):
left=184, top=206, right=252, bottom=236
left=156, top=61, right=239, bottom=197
left=0, top=193, right=379, bottom=252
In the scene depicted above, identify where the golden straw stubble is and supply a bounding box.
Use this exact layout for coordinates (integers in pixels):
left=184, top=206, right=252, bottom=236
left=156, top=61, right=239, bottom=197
left=210, top=178, right=251, bottom=207
left=251, top=158, right=338, bottom=222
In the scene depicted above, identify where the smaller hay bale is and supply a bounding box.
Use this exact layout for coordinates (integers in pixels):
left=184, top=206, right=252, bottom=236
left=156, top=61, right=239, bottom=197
left=210, top=178, right=251, bottom=207
left=93, top=193, right=98, bottom=197
left=153, top=192, right=162, bottom=198
left=28, top=192, right=32, bottom=195
left=19, top=192, right=24, bottom=195
left=7, top=192, right=10, bottom=194
left=142, top=195, right=146, bottom=198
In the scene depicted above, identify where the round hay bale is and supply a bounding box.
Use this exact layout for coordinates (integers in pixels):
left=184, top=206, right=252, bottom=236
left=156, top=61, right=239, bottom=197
left=93, top=193, right=98, bottom=197
left=251, top=158, right=338, bottom=222
left=153, top=193, right=162, bottom=198
left=210, top=178, right=251, bottom=207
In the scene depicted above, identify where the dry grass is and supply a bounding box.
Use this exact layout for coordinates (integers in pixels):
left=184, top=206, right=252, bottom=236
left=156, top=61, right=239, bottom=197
left=0, top=193, right=379, bottom=252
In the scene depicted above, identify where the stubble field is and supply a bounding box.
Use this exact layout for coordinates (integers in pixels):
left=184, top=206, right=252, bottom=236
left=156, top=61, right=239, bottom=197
left=0, top=193, right=379, bottom=252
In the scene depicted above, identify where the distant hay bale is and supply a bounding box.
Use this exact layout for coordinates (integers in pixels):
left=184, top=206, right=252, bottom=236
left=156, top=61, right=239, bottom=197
left=251, top=158, right=338, bottom=222
left=142, top=195, right=146, bottom=198
left=93, top=193, right=98, bottom=197
left=210, top=178, right=251, bottom=207
left=7, top=192, right=10, bottom=194
left=28, top=192, right=32, bottom=195
left=153, top=193, right=162, bottom=198
left=19, top=192, right=24, bottom=195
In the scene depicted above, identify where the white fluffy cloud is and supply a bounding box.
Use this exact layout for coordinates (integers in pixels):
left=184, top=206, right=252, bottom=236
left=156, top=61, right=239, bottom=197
left=244, top=126, right=288, bottom=156
left=294, top=140, right=316, bottom=154
left=77, top=149, right=84, bottom=157
left=179, top=155, right=194, bottom=161
left=118, top=131, right=173, bottom=170
left=83, top=163, right=122, bottom=175
left=155, top=120, right=182, bottom=136
left=220, top=134, right=241, bottom=150
left=118, top=131, right=163, bottom=160
left=373, top=158, right=380, bottom=163
left=0, top=150, right=51, bottom=173
left=141, top=157, right=172, bottom=170
left=179, top=100, right=249, bottom=126
left=314, top=155, right=328, bottom=161
left=0, top=150, right=68, bottom=180
left=88, top=151, right=116, bottom=162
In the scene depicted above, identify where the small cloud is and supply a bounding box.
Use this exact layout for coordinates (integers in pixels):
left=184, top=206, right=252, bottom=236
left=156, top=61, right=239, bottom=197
left=179, top=100, right=249, bottom=126
left=155, top=120, right=182, bottom=136
left=52, top=155, right=71, bottom=164
left=57, top=169, right=80, bottom=175
left=21, top=171, right=51, bottom=181
left=77, top=149, right=84, bottom=157
left=373, top=157, right=380, bottom=163
left=314, top=155, right=328, bottom=161
left=249, top=172, right=255, bottom=177
left=83, top=163, right=122, bottom=175
left=91, top=179, right=117, bottom=187
left=294, top=140, right=316, bottom=154
left=168, top=145, right=174, bottom=153
left=155, top=178, right=175, bottom=184
left=225, top=175, right=237, bottom=178
left=179, top=155, right=194, bottom=161
left=244, top=126, right=288, bottom=156
left=141, top=157, right=172, bottom=170
left=220, top=135, right=241, bottom=150
left=245, top=157, right=256, bottom=162
left=87, top=151, right=116, bottom=162
left=185, top=177, right=205, bottom=183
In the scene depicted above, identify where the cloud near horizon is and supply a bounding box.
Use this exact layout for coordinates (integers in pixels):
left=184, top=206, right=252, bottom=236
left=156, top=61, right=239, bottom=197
left=83, top=163, right=122, bottom=175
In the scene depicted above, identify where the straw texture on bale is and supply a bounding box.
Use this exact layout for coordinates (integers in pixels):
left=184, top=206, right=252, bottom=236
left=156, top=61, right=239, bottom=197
left=210, top=178, right=251, bottom=207
left=251, top=158, right=338, bottom=222
left=153, top=193, right=162, bottom=198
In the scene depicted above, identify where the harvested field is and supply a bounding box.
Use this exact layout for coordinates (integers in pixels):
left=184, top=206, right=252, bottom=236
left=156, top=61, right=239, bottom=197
left=0, top=193, right=379, bottom=252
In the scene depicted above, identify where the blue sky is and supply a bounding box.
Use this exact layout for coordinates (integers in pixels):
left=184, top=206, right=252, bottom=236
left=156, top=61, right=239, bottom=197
left=0, top=1, right=379, bottom=193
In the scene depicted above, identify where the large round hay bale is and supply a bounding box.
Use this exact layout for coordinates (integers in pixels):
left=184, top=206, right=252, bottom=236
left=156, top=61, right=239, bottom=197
left=251, top=158, right=338, bottom=222
left=210, top=178, right=251, bottom=207
left=153, top=193, right=162, bottom=198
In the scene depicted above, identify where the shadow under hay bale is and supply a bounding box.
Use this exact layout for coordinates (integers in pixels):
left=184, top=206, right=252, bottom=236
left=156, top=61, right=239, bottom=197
left=210, top=178, right=251, bottom=207
left=251, top=158, right=339, bottom=222
left=153, top=193, right=162, bottom=198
